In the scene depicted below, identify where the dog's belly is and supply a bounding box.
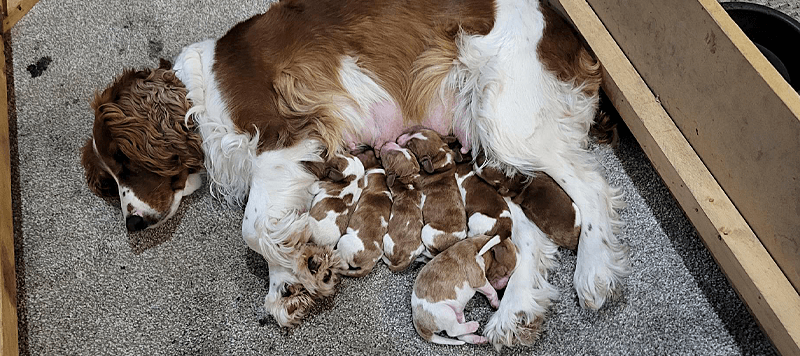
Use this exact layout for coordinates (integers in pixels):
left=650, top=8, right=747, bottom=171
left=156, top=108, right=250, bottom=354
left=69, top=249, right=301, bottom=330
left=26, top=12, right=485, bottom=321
left=344, top=99, right=461, bottom=153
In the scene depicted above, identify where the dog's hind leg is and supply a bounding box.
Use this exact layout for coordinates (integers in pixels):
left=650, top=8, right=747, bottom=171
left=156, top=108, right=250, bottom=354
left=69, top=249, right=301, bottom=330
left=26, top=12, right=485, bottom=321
left=451, top=0, right=630, bottom=311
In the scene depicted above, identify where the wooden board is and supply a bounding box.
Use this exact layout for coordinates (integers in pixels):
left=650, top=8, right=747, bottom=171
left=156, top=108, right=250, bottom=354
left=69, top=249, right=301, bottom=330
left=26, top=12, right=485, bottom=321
left=550, top=0, right=800, bottom=354
left=585, top=0, right=800, bottom=294
left=2, top=0, right=38, bottom=32
left=0, top=35, right=18, bottom=356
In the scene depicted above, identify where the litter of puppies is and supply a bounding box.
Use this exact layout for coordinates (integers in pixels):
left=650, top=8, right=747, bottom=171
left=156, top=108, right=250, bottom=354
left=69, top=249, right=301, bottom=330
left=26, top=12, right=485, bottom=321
left=299, top=128, right=581, bottom=347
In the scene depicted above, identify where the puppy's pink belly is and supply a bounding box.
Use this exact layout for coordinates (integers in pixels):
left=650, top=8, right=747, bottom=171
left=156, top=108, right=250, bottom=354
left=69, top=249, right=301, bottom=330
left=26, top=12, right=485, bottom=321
left=344, top=100, right=460, bottom=151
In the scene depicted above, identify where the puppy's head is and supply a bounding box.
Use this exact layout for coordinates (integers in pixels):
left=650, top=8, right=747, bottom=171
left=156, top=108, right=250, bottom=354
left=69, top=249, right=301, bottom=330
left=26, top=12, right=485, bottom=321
left=396, top=129, right=455, bottom=174
left=294, top=243, right=343, bottom=297
left=304, top=152, right=363, bottom=183
left=82, top=62, right=205, bottom=232
left=473, top=154, right=526, bottom=197
left=483, top=237, right=518, bottom=290
left=379, top=142, right=420, bottom=187
left=355, top=149, right=381, bottom=170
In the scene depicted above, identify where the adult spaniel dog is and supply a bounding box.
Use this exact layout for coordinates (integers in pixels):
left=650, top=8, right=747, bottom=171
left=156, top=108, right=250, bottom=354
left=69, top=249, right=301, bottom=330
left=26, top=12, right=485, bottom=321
left=81, top=0, right=629, bottom=346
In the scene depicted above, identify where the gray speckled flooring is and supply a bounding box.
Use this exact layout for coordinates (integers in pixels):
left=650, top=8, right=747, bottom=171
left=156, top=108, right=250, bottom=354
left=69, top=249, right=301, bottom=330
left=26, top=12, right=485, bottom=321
left=8, top=0, right=793, bottom=354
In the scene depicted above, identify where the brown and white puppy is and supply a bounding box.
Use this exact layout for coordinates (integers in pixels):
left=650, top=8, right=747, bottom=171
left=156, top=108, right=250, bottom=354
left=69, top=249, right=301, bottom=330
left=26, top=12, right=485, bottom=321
left=398, top=129, right=466, bottom=256
left=306, top=153, right=365, bottom=247
left=379, top=142, right=426, bottom=272
left=336, top=149, right=393, bottom=277
left=412, top=235, right=517, bottom=345
left=455, top=150, right=513, bottom=241
left=475, top=157, right=581, bottom=250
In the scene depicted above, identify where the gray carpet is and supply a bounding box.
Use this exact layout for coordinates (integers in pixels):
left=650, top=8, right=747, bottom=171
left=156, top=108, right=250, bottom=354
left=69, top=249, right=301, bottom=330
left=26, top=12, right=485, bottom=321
left=8, top=0, right=789, bottom=354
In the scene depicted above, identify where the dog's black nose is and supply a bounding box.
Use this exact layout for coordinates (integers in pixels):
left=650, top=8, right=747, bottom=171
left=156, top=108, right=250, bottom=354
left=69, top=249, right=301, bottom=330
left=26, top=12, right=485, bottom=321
left=126, top=215, right=148, bottom=232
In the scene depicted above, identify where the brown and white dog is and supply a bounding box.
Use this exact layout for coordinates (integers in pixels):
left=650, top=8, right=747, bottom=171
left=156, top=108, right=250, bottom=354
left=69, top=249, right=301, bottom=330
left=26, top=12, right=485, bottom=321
left=475, top=160, right=581, bottom=250
left=81, top=0, right=630, bottom=340
left=398, top=129, right=467, bottom=256
left=306, top=152, right=365, bottom=248
left=380, top=142, right=426, bottom=272
left=336, top=149, right=392, bottom=277
left=412, top=235, right=517, bottom=345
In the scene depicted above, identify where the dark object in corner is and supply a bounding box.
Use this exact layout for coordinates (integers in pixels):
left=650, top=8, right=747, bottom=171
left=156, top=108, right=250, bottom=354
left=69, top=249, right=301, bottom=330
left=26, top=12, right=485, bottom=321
left=722, top=2, right=800, bottom=92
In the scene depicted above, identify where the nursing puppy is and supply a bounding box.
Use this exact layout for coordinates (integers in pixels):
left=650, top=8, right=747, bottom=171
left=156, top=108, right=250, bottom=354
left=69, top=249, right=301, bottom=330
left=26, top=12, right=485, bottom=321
left=306, top=153, right=365, bottom=247
left=398, top=129, right=466, bottom=256
left=336, top=149, right=393, bottom=277
left=380, top=142, right=426, bottom=271
left=412, top=235, right=517, bottom=345
left=455, top=150, right=513, bottom=240
left=475, top=158, right=580, bottom=250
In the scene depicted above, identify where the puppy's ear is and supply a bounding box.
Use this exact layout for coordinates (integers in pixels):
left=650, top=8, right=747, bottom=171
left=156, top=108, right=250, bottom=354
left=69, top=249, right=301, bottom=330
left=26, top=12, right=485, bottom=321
left=81, top=138, right=119, bottom=198
left=452, top=150, right=464, bottom=163
left=303, top=160, right=326, bottom=179
left=421, top=157, right=434, bottom=174
left=158, top=58, right=173, bottom=70
left=326, top=167, right=345, bottom=182
left=441, top=135, right=458, bottom=145
left=386, top=172, right=396, bottom=187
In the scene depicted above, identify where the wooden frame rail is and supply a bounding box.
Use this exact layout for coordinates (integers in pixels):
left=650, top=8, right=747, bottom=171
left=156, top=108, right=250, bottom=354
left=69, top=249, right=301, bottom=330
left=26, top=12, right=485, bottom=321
left=550, top=0, right=800, bottom=354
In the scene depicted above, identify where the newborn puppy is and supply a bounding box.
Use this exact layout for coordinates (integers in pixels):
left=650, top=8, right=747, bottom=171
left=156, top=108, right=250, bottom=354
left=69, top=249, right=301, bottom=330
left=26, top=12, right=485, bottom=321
left=412, top=235, right=518, bottom=345
left=397, top=129, right=466, bottom=256
left=455, top=150, right=513, bottom=240
left=475, top=156, right=580, bottom=250
left=336, top=149, right=393, bottom=277
left=305, top=153, right=365, bottom=247
left=380, top=142, right=426, bottom=272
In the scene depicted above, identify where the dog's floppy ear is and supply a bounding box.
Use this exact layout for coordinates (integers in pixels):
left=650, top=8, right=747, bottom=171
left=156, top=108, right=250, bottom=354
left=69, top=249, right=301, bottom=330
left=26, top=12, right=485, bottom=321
left=158, top=58, right=173, bottom=70
left=81, top=137, right=118, bottom=198
left=386, top=172, right=396, bottom=187
left=421, top=157, right=434, bottom=174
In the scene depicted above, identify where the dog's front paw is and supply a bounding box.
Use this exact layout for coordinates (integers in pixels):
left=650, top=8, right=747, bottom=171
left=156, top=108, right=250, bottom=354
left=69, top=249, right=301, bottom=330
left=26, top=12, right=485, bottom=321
left=265, top=284, right=316, bottom=327
left=296, top=244, right=343, bottom=297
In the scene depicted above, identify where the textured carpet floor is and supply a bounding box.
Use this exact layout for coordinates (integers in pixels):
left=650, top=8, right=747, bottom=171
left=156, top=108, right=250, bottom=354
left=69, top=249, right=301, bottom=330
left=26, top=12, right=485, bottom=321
left=9, top=0, right=791, bottom=354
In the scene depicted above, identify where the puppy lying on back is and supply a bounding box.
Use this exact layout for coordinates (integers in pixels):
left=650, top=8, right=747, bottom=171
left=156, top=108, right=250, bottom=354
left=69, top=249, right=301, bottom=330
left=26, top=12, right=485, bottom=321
left=475, top=157, right=581, bottom=250
left=336, top=149, right=393, bottom=277
left=412, top=235, right=518, bottom=345
left=454, top=149, right=513, bottom=241
left=398, top=129, right=466, bottom=256
left=380, top=142, right=426, bottom=272
left=306, top=153, right=365, bottom=247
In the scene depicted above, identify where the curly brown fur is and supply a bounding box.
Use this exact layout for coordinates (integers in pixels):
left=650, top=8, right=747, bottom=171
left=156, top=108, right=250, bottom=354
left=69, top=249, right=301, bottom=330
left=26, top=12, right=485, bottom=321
left=89, top=67, right=204, bottom=177
left=294, top=244, right=344, bottom=298
left=271, top=284, right=316, bottom=327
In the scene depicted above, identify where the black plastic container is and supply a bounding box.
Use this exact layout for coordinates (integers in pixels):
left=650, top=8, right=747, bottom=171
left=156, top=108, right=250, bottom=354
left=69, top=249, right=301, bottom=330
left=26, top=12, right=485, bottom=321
left=722, top=2, right=800, bottom=91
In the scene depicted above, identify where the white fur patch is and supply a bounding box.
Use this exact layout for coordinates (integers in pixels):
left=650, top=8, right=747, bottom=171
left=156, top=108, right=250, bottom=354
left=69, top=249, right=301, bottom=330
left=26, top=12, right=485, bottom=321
left=174, top=39, right=258, bottom=206
left=467, top=213, right=498, bottom=237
